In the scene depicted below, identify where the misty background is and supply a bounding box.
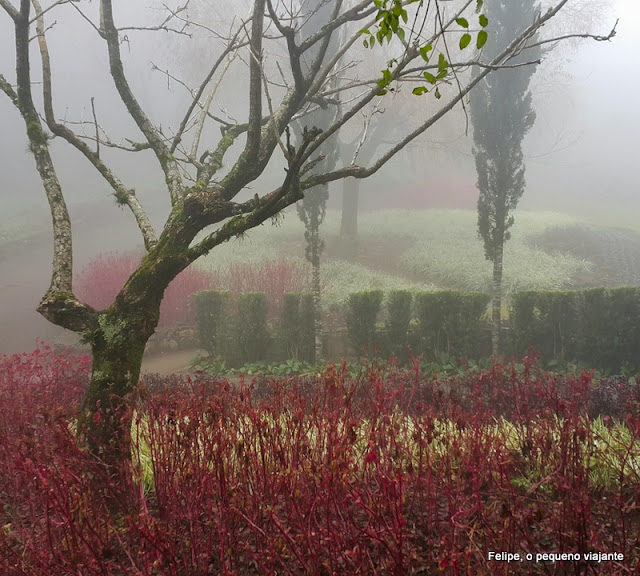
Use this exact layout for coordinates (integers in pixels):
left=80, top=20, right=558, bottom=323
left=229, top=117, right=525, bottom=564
left=0, top=0, right=636, bottom=353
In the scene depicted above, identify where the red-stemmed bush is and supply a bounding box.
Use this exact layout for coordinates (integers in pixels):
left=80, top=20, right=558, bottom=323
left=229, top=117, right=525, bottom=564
left=75, top=251, right=216, bottom=327
left=75, top=252, right=310, bottom=327
left=1, top=349, right=639, bottom=575
left=219, top=260, right=312, bottom=318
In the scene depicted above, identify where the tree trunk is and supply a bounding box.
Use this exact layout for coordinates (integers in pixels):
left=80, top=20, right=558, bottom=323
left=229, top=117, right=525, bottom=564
left=340, top=177, right=359, bottom=256
left=78, top=311, right=154, bottom=466
left=311, top=244, right=323, bottom=362
left=491, top=242, right=504, bottom=356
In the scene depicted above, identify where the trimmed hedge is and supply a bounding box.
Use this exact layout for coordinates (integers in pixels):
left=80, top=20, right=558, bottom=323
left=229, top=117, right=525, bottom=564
left=414, top=291, right=491, bottom=362
left=510, top=287, right=640, bottom=373
left=385, top=290, right=413, bottom=362
left=191, top=290, right=231, bottom=358
left=233, top=292, right=270, bottom=365
left=280, top=292, right=315, bottom=362
left=346, top=290, right=384, bottom=356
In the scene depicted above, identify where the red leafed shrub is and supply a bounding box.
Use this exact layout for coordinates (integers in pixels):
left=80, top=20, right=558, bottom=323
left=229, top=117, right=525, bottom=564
left=0, top=344, right=90, bottom=428
left=220, top=259, right=312, bottom=317
left=1, top=352, right=639, bottom=575
left=75, top=251, right=216, bottom=327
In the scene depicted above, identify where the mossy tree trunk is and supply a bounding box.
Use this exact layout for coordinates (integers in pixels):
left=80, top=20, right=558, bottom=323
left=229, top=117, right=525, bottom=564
left=79, top=313, right=153, bottom=464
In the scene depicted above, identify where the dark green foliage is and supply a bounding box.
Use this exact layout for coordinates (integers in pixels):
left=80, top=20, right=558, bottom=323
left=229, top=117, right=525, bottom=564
left=346, top=290, right=384, bottom=356
left=471, top=0, right=541, bottom=355
left=233, top=292, right=270, bottom=365
left=414, top=291, right=490, bottom=361
left=511, top=290, right=583, bottom=362
left=385, top=290, right=413, bottom=362
left=472, top=0, right=540, bottom=262
left=192, top=290, right=230, bottom=358
left=510, top=287, right=640, bottom=373
left=279, top=292, right=315, bottom=362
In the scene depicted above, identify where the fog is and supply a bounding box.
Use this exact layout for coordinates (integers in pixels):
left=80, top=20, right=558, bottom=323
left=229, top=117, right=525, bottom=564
left=0, top=0, right=636, bottom=354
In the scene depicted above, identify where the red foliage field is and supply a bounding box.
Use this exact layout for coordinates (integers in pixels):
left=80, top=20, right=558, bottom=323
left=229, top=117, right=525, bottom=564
left=1, top=348, right=638, bottom=575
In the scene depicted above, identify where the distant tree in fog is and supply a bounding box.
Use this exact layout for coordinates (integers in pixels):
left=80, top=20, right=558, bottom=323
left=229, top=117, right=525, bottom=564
left=472, top=0, right=542, bottom=356
left=294, top=0, right=340, bottom=362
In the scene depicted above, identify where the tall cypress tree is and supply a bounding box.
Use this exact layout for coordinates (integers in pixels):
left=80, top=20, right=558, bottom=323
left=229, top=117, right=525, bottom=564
left=471, top=0, right=541, bottom=355
left=295, top=0, right=341, bottom=361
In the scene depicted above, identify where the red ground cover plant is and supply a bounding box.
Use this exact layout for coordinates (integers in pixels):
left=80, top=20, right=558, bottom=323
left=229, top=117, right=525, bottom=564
left=1, top=349, right=639, bottom=575
left=75, top=251, right=216, bottom=327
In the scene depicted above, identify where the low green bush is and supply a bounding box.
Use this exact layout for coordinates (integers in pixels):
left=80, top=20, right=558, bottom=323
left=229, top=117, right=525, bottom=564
left=414, top=290, right=490, bottom=361
left=233, top=292, right=270, bottom=365
left=192, top=290, right=231, bottom=358
left=384, top=290, right=413, bottom=362
left=280, top=292, right=315, bottom=362
left=346, top=290, right=384, bottom=356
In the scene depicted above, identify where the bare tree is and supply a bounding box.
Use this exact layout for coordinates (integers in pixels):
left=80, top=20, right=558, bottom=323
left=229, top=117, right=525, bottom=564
left=0, top=0, right=615, bottom=464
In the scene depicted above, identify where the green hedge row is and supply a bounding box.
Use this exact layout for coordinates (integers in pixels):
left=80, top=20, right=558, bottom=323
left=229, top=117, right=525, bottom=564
left=510, top=287, right=640, bottom=373
left=193, top=287, right=640, bottom=374
left=192, top=291, right=315, bottom=367
left=345, top=290, right=491, bottom=362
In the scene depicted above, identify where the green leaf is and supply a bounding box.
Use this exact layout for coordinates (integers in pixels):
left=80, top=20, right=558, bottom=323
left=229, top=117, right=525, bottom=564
left=477, top=29, right=488, bottom=49
left=377, top=89, right=388, bottom=96
left=397, top=26, right=405, bottom=43
left=419, top=44, right=433, bottom=62
left=459, top=33, right=471, bottom=50
left=479, top=14, right=488, bottom=27
left=363, top=38, right=369, bottom=48
left=434, top=87, right=441, bottom=99
left=412, top=86, right=428, bottom=96
left=476, top=0, right=484, bottom=13
left=359, top=28, right=371, bottom=35
left=437, top=52, right=448, bottom=73
left=423, top=71, right=436, bottom=85
left=436, top=69, right=448, bottom=80
left=456, top=17, right=469, bottom=28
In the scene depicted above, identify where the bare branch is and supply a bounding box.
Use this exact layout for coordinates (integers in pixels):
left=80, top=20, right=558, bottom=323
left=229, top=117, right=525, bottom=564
left=12, top=0, right=75, bottom=307
left=190, top=125, right=322, bottom=260
left=31, top=0, right=158, bottom=251
left=302, top=0, right=577, bottom=187
left=245, top=0, right=267, bottom=163
left=189, top=55, right=235, bottom=162
left=352, top=105, right=382, bottom=164
left=26, top=0, right=71, bottom=25
left=522, top=19, right=618, bottom=52
left=100, top=0, right=184, bottom=204
left=68, top=1, right=103, bottom=37
left=90, top=96, right=100, bottom=157
left=266, top=0, right=305, bottom=91
left=297, top=0, right=374, bottom=56
left=171, top=24, right=246, bottom=156
left=0, top=0, right=19, bottom=21
left=0, top=74, right=19, bottom=108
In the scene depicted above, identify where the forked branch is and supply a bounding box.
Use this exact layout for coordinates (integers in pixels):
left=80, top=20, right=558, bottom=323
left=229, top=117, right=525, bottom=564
left=31, top=0, right=158, bottom=251
left=100, top=0, right=184, bottom=204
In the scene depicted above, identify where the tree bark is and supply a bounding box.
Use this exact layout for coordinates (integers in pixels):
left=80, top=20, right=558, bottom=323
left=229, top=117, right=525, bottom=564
left=78, top=311, right=154, bottom=465
left=491, top=242, right=504, bottom=356
left=311, top=251, right=323, bottom=362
